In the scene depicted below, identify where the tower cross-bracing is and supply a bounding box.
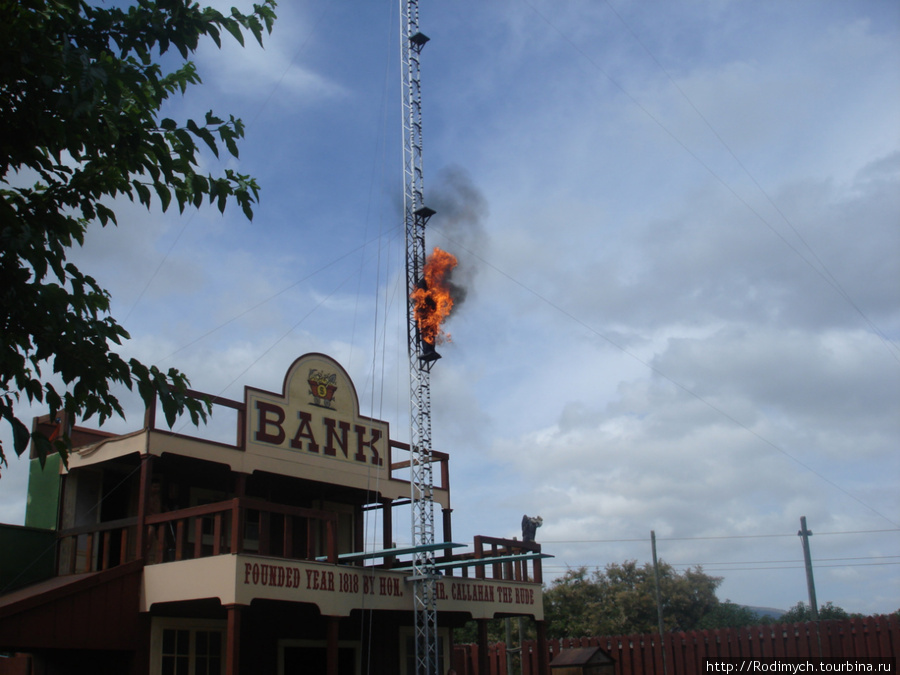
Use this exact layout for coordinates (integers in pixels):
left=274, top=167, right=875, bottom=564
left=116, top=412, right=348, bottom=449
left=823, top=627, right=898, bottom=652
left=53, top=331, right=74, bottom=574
left=400, top=1, right=440, bottom=674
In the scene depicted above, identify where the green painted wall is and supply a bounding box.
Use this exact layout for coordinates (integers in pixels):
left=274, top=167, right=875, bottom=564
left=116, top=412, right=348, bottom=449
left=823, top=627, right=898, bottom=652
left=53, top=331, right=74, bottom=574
left=25, top=453, right=61, bottom=530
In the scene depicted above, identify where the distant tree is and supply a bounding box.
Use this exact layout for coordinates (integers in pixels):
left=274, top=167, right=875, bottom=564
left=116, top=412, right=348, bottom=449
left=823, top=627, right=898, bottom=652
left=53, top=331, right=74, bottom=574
left=542, top=567, right=606, bottom=638
left=0, top=0, right=276, bottom=470
left=453, top=617, right=536, bottom=649
left=542, top=561, right=722, bottom=638
left=780, top=601, right=859, bottom=622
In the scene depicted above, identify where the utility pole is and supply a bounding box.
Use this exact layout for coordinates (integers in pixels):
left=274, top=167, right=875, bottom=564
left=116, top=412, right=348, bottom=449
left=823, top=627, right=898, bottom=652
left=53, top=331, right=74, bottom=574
left=798, top=515, right=823, bottom=657
left=798, top=516, right=819, bottom=620
left=651, top=531, right=668, bottom=675
left=400, top=1, right=439, bottom=674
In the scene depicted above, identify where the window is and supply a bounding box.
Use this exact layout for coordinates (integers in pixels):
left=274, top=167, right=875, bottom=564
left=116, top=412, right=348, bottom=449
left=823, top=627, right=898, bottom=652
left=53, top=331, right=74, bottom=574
left=194, top=629, right=224, bottom=675
left=151, top=619, right=226, bottom=675
left=161, top=628, right=189, bottom=675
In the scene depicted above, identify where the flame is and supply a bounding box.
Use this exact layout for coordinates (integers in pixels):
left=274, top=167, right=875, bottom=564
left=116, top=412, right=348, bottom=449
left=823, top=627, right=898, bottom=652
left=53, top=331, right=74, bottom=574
left=412, top=247, right=458, bottom=345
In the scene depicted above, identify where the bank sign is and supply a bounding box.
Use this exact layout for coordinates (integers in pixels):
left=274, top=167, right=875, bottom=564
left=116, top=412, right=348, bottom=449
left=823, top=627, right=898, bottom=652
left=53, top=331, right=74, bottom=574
left=244, top=354, right=391, bottom=489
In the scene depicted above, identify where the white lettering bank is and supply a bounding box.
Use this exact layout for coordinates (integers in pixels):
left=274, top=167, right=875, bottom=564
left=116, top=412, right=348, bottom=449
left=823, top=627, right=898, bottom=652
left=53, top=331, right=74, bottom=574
left=240, top=559, right=540, bottom=619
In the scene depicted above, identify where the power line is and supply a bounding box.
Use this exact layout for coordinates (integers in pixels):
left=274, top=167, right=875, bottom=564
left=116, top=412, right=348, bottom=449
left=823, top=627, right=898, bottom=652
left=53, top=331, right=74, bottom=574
left=431, top=222, right=899, bottom=529
left=701, top=555, right=898, bottom=564
left=123, top=0, right=335, bottom=332
left=669, top=556, right=900, bottom=567
left=599, top=0, right=899, bottom=365
left=542, top=561, right=900, bottom=574
left=158, top=226, right=401, bottom=364
left=541, top=528, right=899, bottom=544
left=524, top=0, right=898, bottom=367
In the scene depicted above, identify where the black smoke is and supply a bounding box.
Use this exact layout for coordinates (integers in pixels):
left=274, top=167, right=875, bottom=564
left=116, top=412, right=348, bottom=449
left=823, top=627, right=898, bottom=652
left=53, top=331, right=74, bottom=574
left=427, top=164, right=489, bottom=310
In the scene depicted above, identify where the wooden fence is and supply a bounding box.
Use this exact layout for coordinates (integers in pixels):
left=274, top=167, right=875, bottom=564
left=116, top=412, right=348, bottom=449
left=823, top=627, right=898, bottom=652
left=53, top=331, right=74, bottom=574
left=452, top=615, right=899, bottom=675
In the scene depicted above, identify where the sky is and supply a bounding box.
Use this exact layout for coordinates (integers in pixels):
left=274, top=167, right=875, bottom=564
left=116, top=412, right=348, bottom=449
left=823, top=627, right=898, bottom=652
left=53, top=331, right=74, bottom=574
left=2, top=0, right=899, bottom=617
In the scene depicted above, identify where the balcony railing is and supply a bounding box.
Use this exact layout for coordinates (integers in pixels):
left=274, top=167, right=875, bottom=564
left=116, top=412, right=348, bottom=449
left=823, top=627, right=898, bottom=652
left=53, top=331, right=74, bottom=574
left=458, top=536, right=545, bottom=584
left=58, top=516, right=139, bottom=575
left=57, top=502, right=544, bottom=587
left=57, top=498, right=338, bottom=575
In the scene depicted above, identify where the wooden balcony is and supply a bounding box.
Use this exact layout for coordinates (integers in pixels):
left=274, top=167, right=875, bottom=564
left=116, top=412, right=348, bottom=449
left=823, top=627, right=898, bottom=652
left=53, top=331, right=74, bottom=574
left=57, top=498, right=338, bottom=575
left=57, top=502, right=546, bottom=589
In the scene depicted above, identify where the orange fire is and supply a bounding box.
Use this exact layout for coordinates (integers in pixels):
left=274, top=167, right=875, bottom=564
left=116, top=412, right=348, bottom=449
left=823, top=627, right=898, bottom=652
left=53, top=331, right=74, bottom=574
left=412, top=247, right=458, bottom=345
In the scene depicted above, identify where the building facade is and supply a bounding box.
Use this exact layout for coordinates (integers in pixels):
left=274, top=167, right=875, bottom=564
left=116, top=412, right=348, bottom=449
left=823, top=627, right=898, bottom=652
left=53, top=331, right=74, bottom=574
left=0, top=354, right=549, bottom=675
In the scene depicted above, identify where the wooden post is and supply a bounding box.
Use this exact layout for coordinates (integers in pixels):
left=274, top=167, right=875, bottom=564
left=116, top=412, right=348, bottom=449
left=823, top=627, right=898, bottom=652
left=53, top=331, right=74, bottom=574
left=442, top=507, right=453, bottom=568
left=474, top=536, right=485, bottom=580
left=135, top=454, right=154, bottom=562
left=260, top=512, right=271, bottom=557
left=651, top=530, right=668, bottom=675
left=120, top=527, right=129, bottom=565
left=535, top=620, right=549, bottom=675
left=194, top=517, right=203, bottom=559
left=102, top=531, right=111, bottom=570
left=354, top=506, right=364, bottom=558
left=325, top=518, right=336, bottom=563
left=284, top=515, right=294, bottom=558
left=143, top=391, right=157, bottom=430
left=175, top=520, right=184, bottom=560
left=477, top=619, right=490, bottom=675
left=798, top=517, right=819, bottom=620
left=232, top=474, right=247, bottom=555
left=155, top=524, right=165, bottom=563
left=326, top=616, right=340, bottom=675
left=225, top=604, right=243, bottom=675
left=382, top=499, right=393, bottom=549
left=798, top=516, right=824, bottom=657
left=213, top=513, right=222, bottom=555
left=306, top=517, right=315, bottom=559
left=382, top=499, right=395, bottom=568
left=84, top=532, right=95, bottom=573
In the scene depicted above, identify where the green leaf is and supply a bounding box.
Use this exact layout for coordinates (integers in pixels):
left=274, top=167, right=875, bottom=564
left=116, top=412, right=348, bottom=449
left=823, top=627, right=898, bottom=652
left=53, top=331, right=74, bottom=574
left=155, top=183, right=172, bottom=212
left=134, top=181, right=151, bottom=207
left=10, top=418, right=31, bottom=459
left=207, top=24, right=222, bottom=48
left=222, top=127, right=240, bottom=158
left=223, top=20, right=245, bottom=47
left=96, top=203, right=117, bottom=226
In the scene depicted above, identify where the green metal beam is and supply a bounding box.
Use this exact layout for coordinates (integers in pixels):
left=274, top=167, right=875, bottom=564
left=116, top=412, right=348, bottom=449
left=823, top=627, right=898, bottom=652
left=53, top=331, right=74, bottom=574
left=316, top=542, right=465, bottom=563
left=394, top=552, right=554, bottom=572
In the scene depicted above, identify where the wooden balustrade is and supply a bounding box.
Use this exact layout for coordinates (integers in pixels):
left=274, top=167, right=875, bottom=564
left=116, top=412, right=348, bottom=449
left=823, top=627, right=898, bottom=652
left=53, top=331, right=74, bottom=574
left=57, top=498, right=339, bottom=574
left=58, top=516, right=138, bottom=575
left=57, top=505, right=537, bottom=589
left=470, top=536, right=543, bottom=584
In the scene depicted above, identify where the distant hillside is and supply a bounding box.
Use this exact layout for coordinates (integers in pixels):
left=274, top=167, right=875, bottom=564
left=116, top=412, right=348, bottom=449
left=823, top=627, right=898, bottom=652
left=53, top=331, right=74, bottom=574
left=744, top=605, right=786, bottom=620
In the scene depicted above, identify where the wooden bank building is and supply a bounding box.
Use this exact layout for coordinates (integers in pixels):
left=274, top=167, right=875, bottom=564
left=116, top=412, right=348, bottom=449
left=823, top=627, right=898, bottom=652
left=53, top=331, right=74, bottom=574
left=0, top=353, right=550, bottom=675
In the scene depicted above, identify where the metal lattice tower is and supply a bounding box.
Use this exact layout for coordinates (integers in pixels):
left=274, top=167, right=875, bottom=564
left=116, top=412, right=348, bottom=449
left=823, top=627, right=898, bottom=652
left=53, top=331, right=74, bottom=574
left=400, top=1, right=439, bottom=674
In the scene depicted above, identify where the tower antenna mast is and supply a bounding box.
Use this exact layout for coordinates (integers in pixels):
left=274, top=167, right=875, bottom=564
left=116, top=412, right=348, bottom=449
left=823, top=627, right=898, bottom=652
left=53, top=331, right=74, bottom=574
left=400, top=1, right=440, bottom=675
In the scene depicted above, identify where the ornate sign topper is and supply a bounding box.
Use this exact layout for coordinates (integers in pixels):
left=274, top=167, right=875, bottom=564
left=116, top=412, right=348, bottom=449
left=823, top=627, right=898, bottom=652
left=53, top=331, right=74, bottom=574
left=307, top=368, right=338, bottom=408
left=244, top=354, right=390, bottom=487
